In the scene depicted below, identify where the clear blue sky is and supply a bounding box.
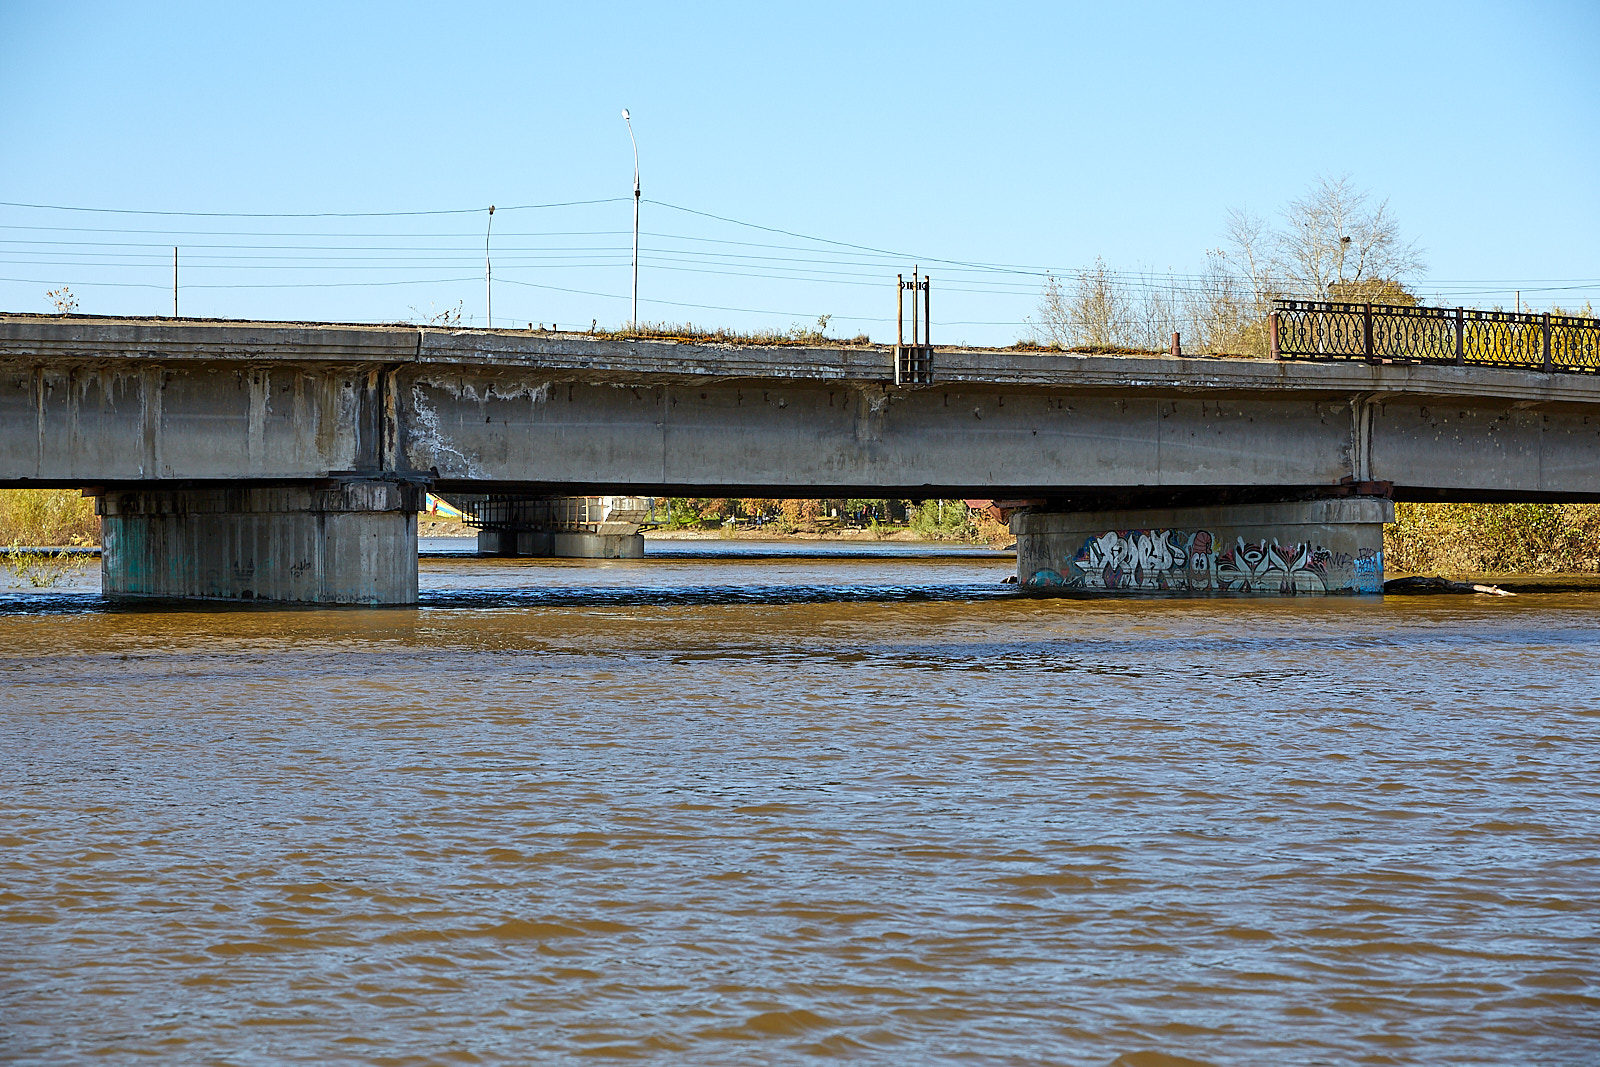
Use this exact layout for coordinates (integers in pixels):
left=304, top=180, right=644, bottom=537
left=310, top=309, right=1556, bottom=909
left=3, top=0, right=1596, bottom=345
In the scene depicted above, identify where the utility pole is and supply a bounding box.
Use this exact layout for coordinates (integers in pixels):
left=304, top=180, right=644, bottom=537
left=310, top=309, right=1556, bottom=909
left=623, top=109, right=639, bottom=328
left=486, top=205, right=495, bottom=328
left=172, top=247, right=178, bottom=317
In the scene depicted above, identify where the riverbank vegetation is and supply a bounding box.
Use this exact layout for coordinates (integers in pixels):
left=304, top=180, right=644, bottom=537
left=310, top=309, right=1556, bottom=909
left=1385, top=503, right=1600, bottom=575
left=0, top=489, right=98, bottom=546
left=662, top=497, right=1600, bottom=568
left=655, top=497, right=1012, bottom=545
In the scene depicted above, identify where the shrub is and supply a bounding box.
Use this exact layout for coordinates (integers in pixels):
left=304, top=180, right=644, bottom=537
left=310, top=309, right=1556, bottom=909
left=1385, top=502, right=1600, bottom=574
left=0, top=489, right=99, bottom=546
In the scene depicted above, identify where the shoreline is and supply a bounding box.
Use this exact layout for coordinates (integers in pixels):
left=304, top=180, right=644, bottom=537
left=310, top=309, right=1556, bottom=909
left=14, top=536, right=1600, bottom=592
left=416, top=517, right=1004, bottom=547
left=644, top=527, right=994, bottom=544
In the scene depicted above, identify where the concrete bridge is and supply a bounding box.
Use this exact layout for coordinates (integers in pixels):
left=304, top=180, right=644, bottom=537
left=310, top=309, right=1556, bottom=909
left=5, top=314, right=1599, bottom=602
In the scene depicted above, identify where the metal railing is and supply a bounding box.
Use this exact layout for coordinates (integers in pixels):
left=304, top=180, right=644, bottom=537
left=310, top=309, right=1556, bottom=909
left=1271, top=299, right=1600, bottom=373
left=466, top=495, right=654, bottom=531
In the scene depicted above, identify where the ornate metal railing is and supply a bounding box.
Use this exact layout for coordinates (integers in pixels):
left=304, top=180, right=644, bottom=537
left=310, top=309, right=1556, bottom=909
left=1271, top=300, right=1600, bottom=373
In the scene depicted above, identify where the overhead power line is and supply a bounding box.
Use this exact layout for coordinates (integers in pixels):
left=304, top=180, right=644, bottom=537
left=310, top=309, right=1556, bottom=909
left=4, top=197, right=1596, bottom=328
left=0, top=275, right=480, bottom=290
left=0, top=198, right=628, bottom=218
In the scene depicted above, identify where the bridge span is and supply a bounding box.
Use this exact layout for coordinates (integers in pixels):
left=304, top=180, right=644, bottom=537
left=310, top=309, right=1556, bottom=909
left=4, top=315, right=1599, bottom=602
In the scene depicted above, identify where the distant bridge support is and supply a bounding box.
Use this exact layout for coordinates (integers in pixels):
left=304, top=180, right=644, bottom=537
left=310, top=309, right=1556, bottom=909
left=464, top=495, right=651, bottom=560
left=476, top=527, right=645, bottom=559
left=97, top=480, right=422, bottom=604
left=1014, top=498, right=1391, bottom=595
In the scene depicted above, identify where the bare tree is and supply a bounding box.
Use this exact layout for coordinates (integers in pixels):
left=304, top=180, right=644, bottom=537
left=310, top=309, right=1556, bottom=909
left=1026, top=175, right=1423, bottom=356
left=1277, top=174, right=1424, bottom=299
left=1211, top=209, right=1281, bottom=355
left=1180, top=248, right=1255, bottom=354
left=1073, top=258, right=1134, bottom=347
left=1030, top=259, right=1136, bottom=348
left=1224, top=209, right=1275, bottom=301
left=1030, top=272, right=1073, bottom=347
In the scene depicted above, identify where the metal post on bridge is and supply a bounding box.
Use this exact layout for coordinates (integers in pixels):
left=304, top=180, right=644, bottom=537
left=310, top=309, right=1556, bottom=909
left=1363, top=303, right=1374, bottom=360
left=1455, top=307, right=1465, bottom=366
left=911, top=268, right=919, bottom=348
left=1268, top=312, right=1281, bottom=360
left=1543, top=312, right=1553, bottom=371
left=924, top=269, right=931, bottom=353
left=894, top=270, right=933, bottom=385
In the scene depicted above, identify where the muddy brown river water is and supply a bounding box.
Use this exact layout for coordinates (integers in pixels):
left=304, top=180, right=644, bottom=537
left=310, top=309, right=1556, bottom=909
left=3, top=541, right=1597, bottom=1065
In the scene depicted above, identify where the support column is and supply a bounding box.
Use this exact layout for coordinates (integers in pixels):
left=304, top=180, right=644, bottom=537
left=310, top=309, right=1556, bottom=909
left=1013, top=498, right=1391, bottom=595
left=476, top=527, right=516, bottom=556
left=472, top=496, right=649, bottom=559
left=478, top=525, right=644, bottom=558
left=99, top=480, right=423, bottom=604
left=518, top=529, right=646, bottom=559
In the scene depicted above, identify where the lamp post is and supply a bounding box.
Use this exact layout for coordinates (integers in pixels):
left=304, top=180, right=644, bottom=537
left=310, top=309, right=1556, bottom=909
left=622, top=108, right=639, bottom=329
left=486, top=204, right=495, bottom=328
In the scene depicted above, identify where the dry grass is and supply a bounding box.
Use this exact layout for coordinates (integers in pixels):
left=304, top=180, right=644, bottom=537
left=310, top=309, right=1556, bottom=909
left=0, top=489, right=99, bottom=546
left=1007, top=339, right=1268, bottom=359
left=595, top=321, right=872, bottom=347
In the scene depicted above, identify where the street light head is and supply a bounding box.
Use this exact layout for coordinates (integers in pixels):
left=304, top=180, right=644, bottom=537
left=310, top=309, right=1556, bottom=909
left=621, top=109, right=630, bottom=121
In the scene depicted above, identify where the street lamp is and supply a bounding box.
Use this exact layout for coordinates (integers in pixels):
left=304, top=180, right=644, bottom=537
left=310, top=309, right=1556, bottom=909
left=622, top=108, right=639, bottom=329
left=486, top=204, right=495, bottom=328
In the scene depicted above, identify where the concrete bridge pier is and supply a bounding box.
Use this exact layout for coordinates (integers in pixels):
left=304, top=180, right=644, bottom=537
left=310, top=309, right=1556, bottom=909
left=476, top=527, right=646, bottom=559
left=98, top=480, right=423, bottom=604
left=470, top=496, right=650, bottom=560
left=1012, top=498, right=1392, bottom=595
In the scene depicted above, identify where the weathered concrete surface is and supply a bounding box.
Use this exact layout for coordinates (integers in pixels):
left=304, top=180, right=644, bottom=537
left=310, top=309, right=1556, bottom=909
left=100, top=481, right=421, bottom=604
left=5, top=316, right=1600, bottom=498
left=1013, top=498, right=1392, bottom=595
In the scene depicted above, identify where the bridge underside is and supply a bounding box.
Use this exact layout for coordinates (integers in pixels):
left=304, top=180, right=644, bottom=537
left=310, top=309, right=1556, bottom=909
left=423, top=483, right=1600, bottom=506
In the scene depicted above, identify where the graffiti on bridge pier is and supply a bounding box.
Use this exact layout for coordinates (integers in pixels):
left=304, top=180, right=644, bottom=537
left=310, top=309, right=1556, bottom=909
left=1026, top=529, right=1383, bottom=594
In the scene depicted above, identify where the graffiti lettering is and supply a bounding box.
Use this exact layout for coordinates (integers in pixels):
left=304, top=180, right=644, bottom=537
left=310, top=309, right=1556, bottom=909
left=1026, top=528, right=1355, bottom=595
left=1214, top=538, right=1328, bottom=593
left=1352, top=547, right=1383, bottom=594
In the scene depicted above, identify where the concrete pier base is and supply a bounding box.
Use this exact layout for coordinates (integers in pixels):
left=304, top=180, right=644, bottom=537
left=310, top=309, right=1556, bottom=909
left=1013, top=498, right=1391, bottom=595
left=477, top=528, right=646, bottom=559
left=99, top=481, right=422, bottom=604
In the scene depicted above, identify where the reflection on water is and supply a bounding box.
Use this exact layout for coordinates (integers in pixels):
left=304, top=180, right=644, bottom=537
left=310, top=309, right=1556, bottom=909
left=3, top=541, right=1598, bottom=1065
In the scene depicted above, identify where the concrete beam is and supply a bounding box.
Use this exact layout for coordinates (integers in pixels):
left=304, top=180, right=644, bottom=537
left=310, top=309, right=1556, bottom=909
left=399, top=377, right=1357, bottom=491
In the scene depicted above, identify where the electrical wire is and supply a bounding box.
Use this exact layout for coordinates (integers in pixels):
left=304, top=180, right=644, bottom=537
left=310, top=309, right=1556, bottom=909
left=0, top=198, right=628, bottom=218
left=4, top=197, right=1596, bottom=325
